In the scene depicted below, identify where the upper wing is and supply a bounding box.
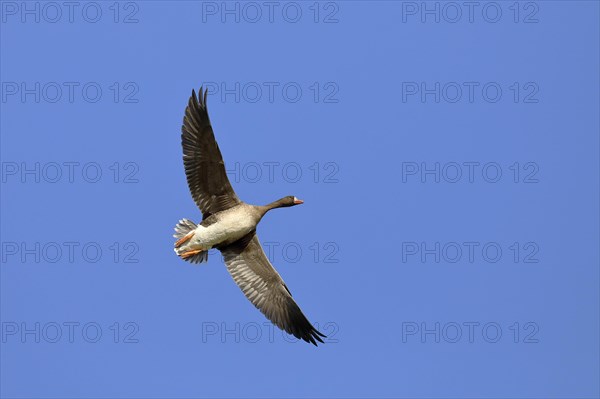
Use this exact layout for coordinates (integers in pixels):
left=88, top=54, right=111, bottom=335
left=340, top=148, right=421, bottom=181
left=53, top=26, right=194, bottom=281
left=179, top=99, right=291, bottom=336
left=219, top=233, right=326, bottom=346
left=181, top=88, right=241, bottom=218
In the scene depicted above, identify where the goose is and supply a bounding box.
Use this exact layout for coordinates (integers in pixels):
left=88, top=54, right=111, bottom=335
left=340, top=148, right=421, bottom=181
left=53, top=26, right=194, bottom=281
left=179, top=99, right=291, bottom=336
left=173, top=87, right=326, bottom=346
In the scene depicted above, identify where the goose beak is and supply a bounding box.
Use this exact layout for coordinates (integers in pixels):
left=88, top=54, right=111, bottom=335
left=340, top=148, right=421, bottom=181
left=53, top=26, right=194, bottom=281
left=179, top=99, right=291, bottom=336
left=293, top=198, right=304, bottom=205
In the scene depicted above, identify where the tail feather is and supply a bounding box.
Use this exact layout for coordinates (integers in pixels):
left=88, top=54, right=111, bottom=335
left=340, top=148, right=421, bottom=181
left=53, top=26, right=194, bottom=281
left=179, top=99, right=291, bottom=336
left=173, top=219, right=208, bottom=264
left=173, top=218, right=197, bottom=240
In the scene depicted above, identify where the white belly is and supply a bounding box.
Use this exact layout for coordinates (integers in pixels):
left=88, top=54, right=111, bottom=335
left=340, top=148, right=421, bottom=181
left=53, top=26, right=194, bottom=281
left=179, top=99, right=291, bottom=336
left=191, top=215, right=254, bottom=249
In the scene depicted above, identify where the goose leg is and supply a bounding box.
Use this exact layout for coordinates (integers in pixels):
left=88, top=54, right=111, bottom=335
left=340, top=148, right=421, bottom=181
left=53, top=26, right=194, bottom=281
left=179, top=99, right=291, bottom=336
left=180, top=249, right=204, bottom=259
left=175, top=231, right=195, bottom=248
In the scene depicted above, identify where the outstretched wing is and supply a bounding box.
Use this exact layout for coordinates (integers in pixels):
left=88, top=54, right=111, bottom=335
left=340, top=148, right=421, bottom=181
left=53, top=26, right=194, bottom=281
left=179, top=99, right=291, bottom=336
left=182, top=87, right=240, bottom=218
left=219, top=233, right=326, bottom=346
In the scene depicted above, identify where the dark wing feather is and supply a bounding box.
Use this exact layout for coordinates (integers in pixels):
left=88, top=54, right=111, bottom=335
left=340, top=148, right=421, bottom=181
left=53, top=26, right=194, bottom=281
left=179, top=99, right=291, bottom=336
left=182, top=88, right=240, bottom=218
left=219, top=233, right=326, bottom=346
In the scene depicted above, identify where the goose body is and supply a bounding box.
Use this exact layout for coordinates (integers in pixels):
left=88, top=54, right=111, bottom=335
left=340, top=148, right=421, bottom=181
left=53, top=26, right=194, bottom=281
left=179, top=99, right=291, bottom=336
left=175, top=204, right=260, bottom=255
left=173, top=88, right=325, bottom=346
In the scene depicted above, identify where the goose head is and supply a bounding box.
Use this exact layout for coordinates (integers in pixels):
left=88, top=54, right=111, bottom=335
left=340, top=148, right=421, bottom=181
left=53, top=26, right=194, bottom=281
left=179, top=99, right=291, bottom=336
left=264, top=196, right=304, bottom=211
left=282, top=195, right=304, bottom=207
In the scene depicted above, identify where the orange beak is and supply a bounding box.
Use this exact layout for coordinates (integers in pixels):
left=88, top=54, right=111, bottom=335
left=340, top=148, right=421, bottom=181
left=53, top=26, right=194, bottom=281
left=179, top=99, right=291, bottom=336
left=293, top=198, right=304, bottom=205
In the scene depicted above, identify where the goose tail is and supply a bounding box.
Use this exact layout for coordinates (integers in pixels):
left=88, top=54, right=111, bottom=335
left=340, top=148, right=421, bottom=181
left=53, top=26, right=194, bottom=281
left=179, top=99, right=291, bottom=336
left=173, top=219, right=208, bottom=264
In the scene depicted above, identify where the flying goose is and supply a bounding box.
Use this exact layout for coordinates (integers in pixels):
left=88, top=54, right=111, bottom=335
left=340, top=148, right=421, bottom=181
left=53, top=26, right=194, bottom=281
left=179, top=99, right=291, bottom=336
left=173, top=88, right=326, bottom=346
